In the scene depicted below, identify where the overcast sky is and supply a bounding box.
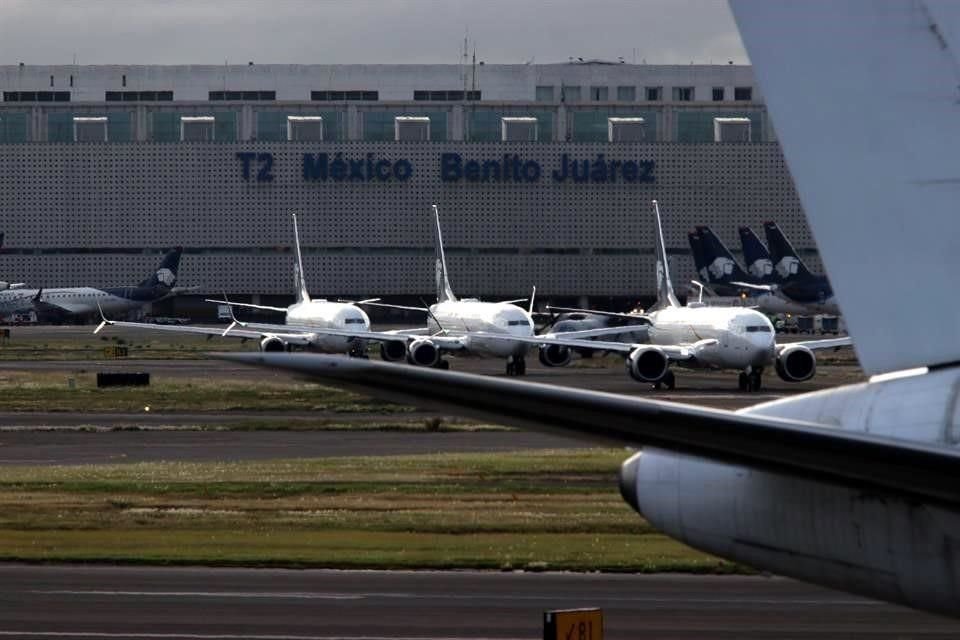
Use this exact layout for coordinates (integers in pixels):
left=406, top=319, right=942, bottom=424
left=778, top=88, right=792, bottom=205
left=1, top=0, right=747, bottom=66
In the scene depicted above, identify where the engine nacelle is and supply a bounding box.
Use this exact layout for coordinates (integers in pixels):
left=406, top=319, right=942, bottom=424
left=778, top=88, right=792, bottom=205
left=379, top=340, right=407, bottom=362
left=618, top=447, right=960, bottom=618
left=775, top=344, right=816, bottom=382
left=407, top=339, right=441, bottom=367
left=259, top=336, right=286, bottom=353
left=625, top=346, right=669, bottom=383
left=538, top=344, right=572, bottom=367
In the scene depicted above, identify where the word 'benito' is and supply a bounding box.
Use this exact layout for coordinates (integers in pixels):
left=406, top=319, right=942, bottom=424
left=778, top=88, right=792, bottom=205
left=440, top=153, right=655, bottom=184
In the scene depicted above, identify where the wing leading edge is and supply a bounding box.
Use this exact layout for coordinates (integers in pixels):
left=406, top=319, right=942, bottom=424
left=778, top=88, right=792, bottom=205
left=217, top=352, right=960, bottom=506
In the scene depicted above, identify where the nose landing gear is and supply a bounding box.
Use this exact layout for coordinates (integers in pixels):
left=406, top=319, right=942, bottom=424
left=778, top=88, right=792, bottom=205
left=506, top=356, right=527, bottom=376
left=738, top=368, right=763, bottom=392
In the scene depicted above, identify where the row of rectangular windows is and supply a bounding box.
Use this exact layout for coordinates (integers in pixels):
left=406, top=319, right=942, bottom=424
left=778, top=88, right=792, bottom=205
left=0, top=86, right=754, bottom=104
left=537, top=85, right=753, bottom=102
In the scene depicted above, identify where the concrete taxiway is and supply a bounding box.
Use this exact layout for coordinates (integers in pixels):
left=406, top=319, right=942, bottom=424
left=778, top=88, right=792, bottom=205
left=0, top=564, right=955, bottom=639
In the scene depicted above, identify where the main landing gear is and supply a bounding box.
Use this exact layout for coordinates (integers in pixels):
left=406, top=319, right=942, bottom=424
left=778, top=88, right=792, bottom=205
left=653, top=370, right=676, bottom=390
left=506, top=356, right=527, bottom=377
left=433, top=360, right=450, bottom=370
left=348, top=342, right=369, bottom=358
left=738, top=368, right=763, bottom=392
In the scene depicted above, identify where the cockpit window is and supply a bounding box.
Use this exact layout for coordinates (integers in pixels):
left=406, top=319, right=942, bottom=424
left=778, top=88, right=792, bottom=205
left=507, top=320, right=528, bottom=326
left=746, top=325, right=772, bottom=333
left=344, top=318, right=366, bottom=325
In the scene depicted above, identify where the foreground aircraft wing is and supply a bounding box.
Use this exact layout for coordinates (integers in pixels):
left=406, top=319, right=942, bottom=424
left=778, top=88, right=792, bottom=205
left=217, top=353, right=960, bottom=505
left=93, top=316, right=316, bottom=346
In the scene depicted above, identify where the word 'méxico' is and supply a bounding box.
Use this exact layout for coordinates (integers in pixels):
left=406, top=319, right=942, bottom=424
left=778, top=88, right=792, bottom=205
left=236, top=151, right=656, bottom=185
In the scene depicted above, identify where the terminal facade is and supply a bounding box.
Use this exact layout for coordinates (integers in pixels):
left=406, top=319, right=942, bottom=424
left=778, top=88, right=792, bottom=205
left=0, top=63, right=815, bottom=313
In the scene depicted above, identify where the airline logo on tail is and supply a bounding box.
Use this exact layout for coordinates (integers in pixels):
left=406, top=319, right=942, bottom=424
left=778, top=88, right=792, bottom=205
left=775, top=256, right=801, bottom=278
left=708, top=257, right=736, bottom=280
left=747, top=258, right=774, bottom=279
left=155, top=267, right=176, bottom=287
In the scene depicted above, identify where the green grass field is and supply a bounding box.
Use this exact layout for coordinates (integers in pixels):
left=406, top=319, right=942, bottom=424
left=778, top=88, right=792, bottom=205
left=0, top=450, right=733, bottom=572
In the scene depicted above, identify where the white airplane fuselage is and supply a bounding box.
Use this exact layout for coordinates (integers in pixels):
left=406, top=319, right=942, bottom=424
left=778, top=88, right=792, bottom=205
left=646, top=306, right=776, bottom=370
left=427, top=300, right=534, bottom=358
left=0, top=287, right=163, bottom=317
left=284, top=300, right=371, bottom=353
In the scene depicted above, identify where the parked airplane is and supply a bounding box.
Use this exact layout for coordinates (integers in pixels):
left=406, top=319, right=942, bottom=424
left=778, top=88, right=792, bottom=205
left=0, top=248, right=185, bottom=322
left=691, top=225, right=808, bottom=314
left=356, top=205, right=639, bottom=376
left=549, top=202, right=849, bottom=390
left=219, top=1, right=960, bottom=619
left=96, top=215, right=413, bottom=357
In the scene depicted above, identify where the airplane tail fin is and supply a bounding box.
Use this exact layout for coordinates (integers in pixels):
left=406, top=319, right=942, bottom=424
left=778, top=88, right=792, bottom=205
left=738, top=226, right=779, bottom=282
left=292, top=213, right=311, bottom=304
left=139, top=248, right=181, bottom=288
left=651, top=200, right=680, bottom=310
left=431, top=204, right=456, bottom=303
left=695, top=225, right=750, bottom=284
left=763, top=221, right=813, bottom=280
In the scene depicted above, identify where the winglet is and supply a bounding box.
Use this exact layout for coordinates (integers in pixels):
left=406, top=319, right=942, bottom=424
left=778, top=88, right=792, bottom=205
left=292, top=213, right=311, bottom=304
left=651, top=200, right=681, bottom=309
left=432, top=205, right=457, bottom=303
left=528, top=285, right=537, bottom=315
left=218, top=293, right=247, bottom=336
left=93, top=302, right=112, bottom=335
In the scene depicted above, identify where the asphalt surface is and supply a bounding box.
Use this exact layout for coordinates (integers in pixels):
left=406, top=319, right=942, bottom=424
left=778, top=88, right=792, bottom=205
left=0, top=565, right=955, bottom=639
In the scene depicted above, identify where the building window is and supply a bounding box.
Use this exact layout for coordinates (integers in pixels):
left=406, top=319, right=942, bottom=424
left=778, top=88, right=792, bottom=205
left=645, top=86, right=662, bottom=101
left=311, top=90, right=379, bottom=101
left=608, top=117, right=646, bottom=142
left=69, top=75, right=74, bottom=87
left=73, top=117, right=108, bottom=142
left=712, top=87, right=725, bottom=101
left=501, top=117, right=538, bottom=141
left=672, top=87, right=694, bottom=101
left=395, top=116, right=430, bottom=141
left=287, top=116, right=323, bottom=141
left=49, top=75, right=54, bottom=87
left=561, top=85, right=581, bottom=102
left=180, top=116, right=215, bottom=142
left=105, top=90, right=172, bottom=101
left=209, top=90, right=276, bottom=101
left=535, top=85, right=554, bottom=102
left=734, top=86, right=753, bottom=101
left=713, top=117, right=752, bottom=142
left=590, top=86, right=608, bottom=101
left=412, top=90, right=479, bottom=101
left=616, top=86, right=636, bottom=102
left=3, top=91, right=70, bottom=102
left=122, top=74, right=126, bottom=87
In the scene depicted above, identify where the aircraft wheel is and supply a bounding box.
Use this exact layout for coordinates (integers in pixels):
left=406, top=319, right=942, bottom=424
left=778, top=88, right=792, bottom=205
left=738, top=372, right=749, bottom=392
left=436, top=360, right=450, bottom=370
left=749, top=371, right=763, bottom=392
left=516, top=358, right=526, bottom=376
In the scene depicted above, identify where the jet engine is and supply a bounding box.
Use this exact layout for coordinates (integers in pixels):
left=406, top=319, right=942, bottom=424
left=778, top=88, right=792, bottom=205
left=407, top=339, right=441, bottom=367
left=379, top=340, right=407, bottom=362
left=626, top=346, right=669, bottom=383
left=538, top=344, right=572, bottom=367
left=775, top=344, right=816, bottom=382
left=0, top=282, right=24, bottom=291
left=259, top=336, right=286, bottom=353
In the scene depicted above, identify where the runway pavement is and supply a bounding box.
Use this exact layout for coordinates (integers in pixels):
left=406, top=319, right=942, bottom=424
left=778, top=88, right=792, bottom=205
left=0, top=564, right=955, bottom=639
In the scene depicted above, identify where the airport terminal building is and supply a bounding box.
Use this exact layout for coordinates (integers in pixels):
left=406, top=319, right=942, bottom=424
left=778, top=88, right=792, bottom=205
left=0, top=62, right=815, bottom=314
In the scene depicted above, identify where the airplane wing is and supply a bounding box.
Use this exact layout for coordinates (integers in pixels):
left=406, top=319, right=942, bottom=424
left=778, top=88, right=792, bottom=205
left=544, top=306, right=650, bottom=323
left=32, top=297, right=89, bottom=316
left=542, top=325, right=650, bottom=340
left=93, top=316, right=316, bottom=346
left=204, top=299, right=289, bottom=313
left=466, top=331, right=703, bottom=362
left=216, top=353, right=960, bottom=506
left=790, top=337, right=852, bottom=351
